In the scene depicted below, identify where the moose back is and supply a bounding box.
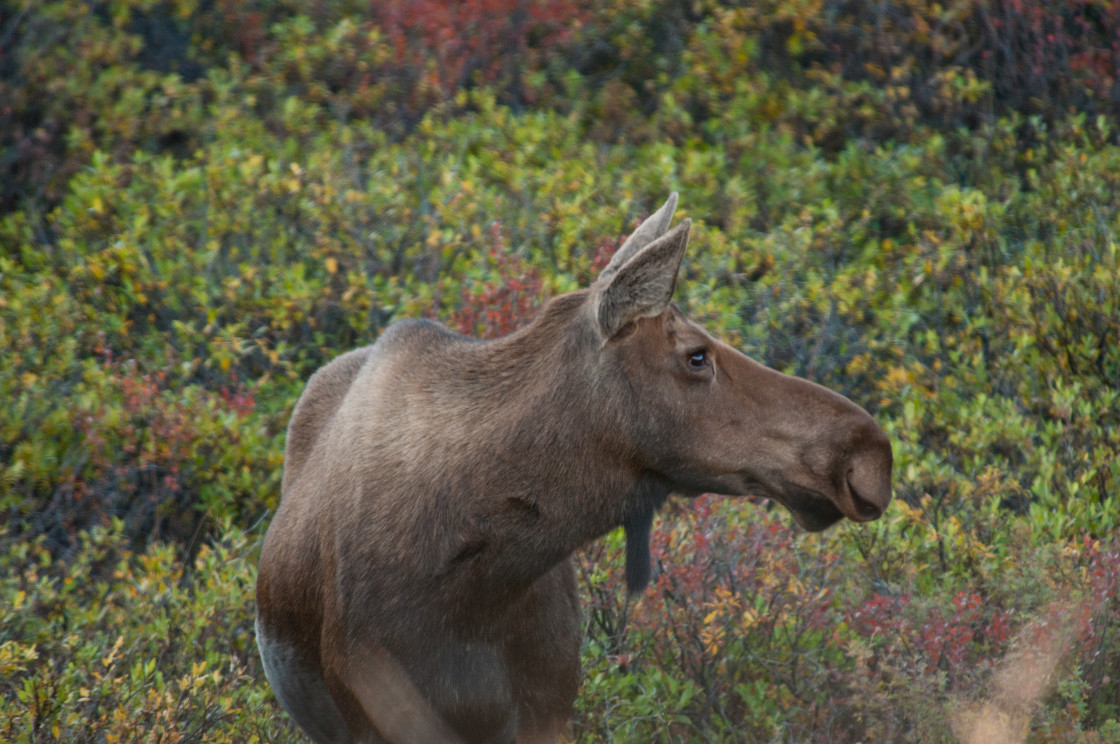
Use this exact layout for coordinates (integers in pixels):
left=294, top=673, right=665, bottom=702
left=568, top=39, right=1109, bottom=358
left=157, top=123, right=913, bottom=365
left=256, top=194, right=893, bottom=743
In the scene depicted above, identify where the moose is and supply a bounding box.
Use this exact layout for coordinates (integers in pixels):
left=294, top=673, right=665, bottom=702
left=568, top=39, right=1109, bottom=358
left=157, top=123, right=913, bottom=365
left=256, top=193, right=893, bottom=744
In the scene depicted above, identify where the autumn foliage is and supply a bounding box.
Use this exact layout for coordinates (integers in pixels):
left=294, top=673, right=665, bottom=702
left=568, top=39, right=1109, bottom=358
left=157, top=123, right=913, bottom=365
left=2, top=0, right=1120, bottom=742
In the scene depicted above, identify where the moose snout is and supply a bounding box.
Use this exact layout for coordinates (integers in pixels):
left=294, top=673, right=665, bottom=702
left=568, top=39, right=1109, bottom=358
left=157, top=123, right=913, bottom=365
left=838, top=428, right=893, bottom=522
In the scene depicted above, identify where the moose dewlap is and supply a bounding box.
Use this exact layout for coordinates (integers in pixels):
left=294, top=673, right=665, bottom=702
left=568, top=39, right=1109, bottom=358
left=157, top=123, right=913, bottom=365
left=255, top=193, right=893, bottom=744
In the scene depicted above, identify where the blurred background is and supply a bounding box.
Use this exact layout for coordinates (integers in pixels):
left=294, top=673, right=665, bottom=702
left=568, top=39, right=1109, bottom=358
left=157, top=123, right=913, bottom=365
left=1, top=1, right=1118, bottom=741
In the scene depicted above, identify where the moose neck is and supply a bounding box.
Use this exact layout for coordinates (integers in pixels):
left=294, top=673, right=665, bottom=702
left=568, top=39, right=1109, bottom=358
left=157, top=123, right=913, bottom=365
left=420, top=292, right=656, bottom=599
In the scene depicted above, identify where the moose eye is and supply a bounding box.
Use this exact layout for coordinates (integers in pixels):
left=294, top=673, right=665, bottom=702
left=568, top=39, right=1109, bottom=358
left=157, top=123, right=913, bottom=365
left=687, top=349, right=710, bottom=370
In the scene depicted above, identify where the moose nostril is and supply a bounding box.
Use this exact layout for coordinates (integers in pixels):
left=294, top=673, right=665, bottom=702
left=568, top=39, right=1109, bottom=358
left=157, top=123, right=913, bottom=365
left=846, top=473, right=886, bottom=520
left=843, top=436, right=893, bottom=521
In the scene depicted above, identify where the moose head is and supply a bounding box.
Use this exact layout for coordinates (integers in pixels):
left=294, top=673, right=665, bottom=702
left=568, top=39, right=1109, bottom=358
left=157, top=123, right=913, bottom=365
left=256, top=193, right=893, bottom=744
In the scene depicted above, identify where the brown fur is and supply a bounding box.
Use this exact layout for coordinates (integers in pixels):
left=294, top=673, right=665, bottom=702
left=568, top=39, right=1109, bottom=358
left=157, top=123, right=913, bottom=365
left=256, top=195, right=893, bottom=743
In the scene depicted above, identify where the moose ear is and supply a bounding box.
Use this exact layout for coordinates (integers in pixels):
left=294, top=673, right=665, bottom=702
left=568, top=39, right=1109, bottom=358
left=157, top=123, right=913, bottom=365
left=599, top=192, right=679, bottom=282
left=594, top=219, right=691, bottom=340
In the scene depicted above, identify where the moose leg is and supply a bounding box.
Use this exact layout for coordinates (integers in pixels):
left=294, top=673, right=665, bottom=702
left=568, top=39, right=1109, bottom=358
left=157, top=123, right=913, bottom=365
left=505, top=560, right=583, bottom=744
left=338, top=641, right=465, bottom=744
left=257, top=617, right=352, bottom=744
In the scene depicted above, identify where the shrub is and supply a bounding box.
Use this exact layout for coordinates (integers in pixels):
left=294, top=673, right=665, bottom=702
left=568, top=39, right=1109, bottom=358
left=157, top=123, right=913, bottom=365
left=4, top=1, right=1120, bottom=741
left=0, top=521, right=303, bottom=743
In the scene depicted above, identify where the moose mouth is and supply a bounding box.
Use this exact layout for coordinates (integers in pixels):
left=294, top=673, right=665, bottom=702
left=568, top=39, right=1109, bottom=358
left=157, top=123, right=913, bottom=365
left=777, top=486, right=845, bottom=532
left=776, top=477, right=886, bottom=532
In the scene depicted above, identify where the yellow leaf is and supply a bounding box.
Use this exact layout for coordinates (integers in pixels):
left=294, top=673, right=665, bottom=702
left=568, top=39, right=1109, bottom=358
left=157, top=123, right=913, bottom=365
left=325, top=257, right=338, bottom=275
left=102, top=636, right=123, bottom=669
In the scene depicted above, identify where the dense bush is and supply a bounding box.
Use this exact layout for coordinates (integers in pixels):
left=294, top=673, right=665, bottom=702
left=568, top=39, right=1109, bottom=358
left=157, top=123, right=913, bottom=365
left=2, top=0, right=1119, bottom=741
left=0, top=521, right=301, bottom=743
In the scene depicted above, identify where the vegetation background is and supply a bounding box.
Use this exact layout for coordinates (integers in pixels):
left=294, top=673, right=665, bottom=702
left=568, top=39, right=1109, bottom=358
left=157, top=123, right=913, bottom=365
left=2, top=0, right=1119, bottom=741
